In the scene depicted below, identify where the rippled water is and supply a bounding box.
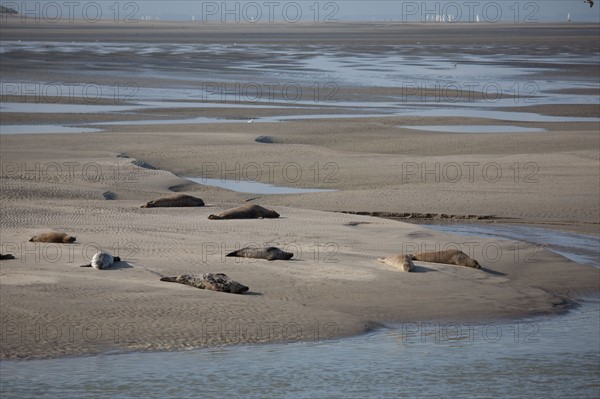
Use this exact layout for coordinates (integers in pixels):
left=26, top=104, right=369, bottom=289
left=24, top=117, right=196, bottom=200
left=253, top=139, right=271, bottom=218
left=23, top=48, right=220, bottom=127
left=2, top=41, right=599, bottom=132
left=1, top=298, right=598, bottom=399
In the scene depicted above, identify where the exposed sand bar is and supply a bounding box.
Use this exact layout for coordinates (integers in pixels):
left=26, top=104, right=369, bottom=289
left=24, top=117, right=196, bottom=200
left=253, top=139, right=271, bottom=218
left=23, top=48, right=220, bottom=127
left=0, top=22, right=599, bottom=359
left=1, top=19, right=599, bottom=47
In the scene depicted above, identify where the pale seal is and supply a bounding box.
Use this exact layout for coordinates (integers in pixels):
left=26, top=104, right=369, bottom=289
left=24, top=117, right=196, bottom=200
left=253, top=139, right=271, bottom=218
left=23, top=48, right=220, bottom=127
left=160, top=273, right=249, bottom=294
left=208, top=204, right=279, bottom=220
left=29, top=231, right=76, bottom=243
left=227, top=246, right=293, bottom=261
left=377, top=254, right=415, bottom=272
left=411, top=249, right=481, bottom=269
left=141, top=194, right=205, bottom=208
left=80, top=252, right=122, bottom=270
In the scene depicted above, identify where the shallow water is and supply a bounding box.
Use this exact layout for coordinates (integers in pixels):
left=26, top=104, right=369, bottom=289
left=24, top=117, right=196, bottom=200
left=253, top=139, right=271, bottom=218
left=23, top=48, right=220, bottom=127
left=398, top=125, right=547, bottom=133
left=0, top=125, right=102, bottom=135
left=421, top=223, right=600, bottom=268
left=1, top=298, right=598, bottom=399
left=185, top=177, right=336, bottom=194
left=2, top=41, right=599, bottom=133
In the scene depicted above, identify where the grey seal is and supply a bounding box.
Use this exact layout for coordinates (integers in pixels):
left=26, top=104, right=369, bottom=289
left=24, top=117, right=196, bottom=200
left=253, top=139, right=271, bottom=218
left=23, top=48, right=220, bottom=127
left=141, top=194, right=205, bottom=208
left=80, top=252, right=121, bottom=270
left=160, top=273, right=249, bottom=294
left=227, top=246, right=293, bottom=261
left=377, top=254, right=415, bottom=272
left=208, top=204, right=279, bottom=220
left=29, top=231, right=76, bottom=243
left=411, top=249, right=481, bottom=269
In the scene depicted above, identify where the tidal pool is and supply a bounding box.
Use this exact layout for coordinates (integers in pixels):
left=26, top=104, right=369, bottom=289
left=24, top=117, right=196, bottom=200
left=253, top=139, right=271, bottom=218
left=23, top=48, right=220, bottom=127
left=185, top=177, right=336, bottom=194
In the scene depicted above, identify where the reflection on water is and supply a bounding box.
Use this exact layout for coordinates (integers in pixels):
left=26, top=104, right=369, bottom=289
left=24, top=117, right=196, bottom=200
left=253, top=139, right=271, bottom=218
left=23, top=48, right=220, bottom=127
left=398, top=125, right=547, bottom=133
left=2, top=41, right=599, bottom=134
left=420, top=223, right=600, bottom=268
left=185, top=177, right=336, bottom=194
left=1, top=298, right=598, bottom=399
left=0, top=125, right=102, bottom=135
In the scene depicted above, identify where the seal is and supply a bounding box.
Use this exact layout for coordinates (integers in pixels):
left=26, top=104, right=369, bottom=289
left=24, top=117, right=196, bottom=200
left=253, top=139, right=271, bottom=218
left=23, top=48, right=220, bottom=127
left=208, top=204, right=279, bottom=220
left=141, top=194, right=205, bottom=208
left=160, top=273, right=249, bottom=294
left=80, top=252, right=121, bottom=270
left=0, top=254, right=15, bottom=260
left=227, top=246, right=293, bottom=261
left=377, top=254, right=415, bottom=272
left=29, top=231, right=76, bottom=243
left=411, top=249, right=481, bottom=269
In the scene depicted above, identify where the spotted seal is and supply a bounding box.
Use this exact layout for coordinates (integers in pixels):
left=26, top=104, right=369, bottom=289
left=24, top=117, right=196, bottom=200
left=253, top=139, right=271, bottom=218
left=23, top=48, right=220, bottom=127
left=226, top=246, right=293, bottom=261
left=80, top=252, right=122, bottom=270
left=160, top=273, right=249, bottom=294
left=29, top=231, right=76, bottom=243
left=411, top=249, right=481, bottom=269
left=377, top=254, right=415, bottom=272
left=208, top=204, right=279, bottom=220
left=141, top=194, right=205, bottom=208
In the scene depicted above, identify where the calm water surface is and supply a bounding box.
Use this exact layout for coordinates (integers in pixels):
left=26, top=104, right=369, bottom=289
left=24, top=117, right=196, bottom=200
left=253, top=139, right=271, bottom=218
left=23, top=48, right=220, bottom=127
left=185, top=177, right=336, bottom=194
left=0, top=298, right=598, bottom=399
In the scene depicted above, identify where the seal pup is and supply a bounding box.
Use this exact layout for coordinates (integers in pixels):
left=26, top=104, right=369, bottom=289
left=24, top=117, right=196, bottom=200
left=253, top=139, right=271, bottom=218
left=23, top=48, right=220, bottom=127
left=377, top=254, right=415, bottom=272
left=208, top=204, right=279, bottom=220
left=141, top=194, right=205, bottom=208
left=0, top=254, right=15, bottom=260
left=411, top=249, right=481, bottom=269
left=80, top=252, right=121, bottom=270
left=29, top=231, right=76, bottom=243
left=226, top=246, right=293, bottom=261
left=160, top=273, right=248, bottom=294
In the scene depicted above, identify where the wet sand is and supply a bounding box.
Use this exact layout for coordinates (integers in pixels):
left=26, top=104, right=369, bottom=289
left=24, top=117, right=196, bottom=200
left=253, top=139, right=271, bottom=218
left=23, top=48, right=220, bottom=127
left=0, top=21, right=599, bottom=359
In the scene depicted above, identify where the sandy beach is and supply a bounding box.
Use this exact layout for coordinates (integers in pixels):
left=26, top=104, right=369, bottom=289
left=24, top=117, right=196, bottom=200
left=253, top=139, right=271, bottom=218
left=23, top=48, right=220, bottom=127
left=0, top=20, right=599, bottom=360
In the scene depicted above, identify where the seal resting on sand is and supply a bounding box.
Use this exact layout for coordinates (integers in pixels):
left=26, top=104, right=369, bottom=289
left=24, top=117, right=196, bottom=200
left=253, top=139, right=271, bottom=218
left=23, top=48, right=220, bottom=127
left=377, top=254, right=415, bottom=272
left=208, top=204, right=279, bottom=220
left=160, top=273, right=249, bottom=294
left=227, top=246, right=293, bottom=260
left=80, top=252, right=121, bottom=270
left=29, top=231, right=76, bottom=243
left=411, top=249, right=481, bottom=269
left=0, top=254, right=15, bottom=260
left=141, top=194, right=205, bottom=208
